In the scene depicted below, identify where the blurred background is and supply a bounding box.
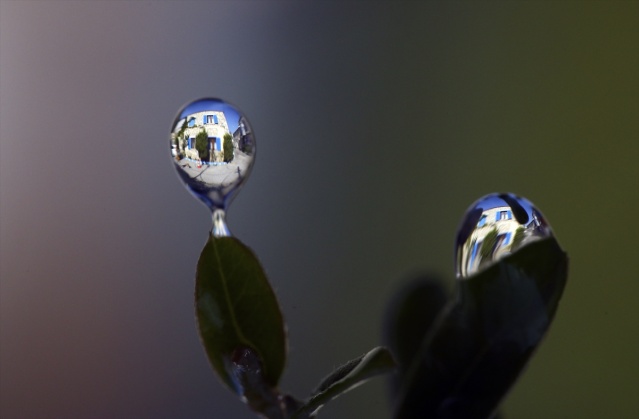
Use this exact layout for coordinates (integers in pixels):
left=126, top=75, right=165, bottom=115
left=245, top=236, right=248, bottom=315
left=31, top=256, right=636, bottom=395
left=1, top=2, right=637, bottom=418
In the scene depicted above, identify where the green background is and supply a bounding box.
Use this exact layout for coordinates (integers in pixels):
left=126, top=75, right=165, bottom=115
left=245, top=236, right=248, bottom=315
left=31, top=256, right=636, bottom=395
left=1, top=2, right=637, bottom=418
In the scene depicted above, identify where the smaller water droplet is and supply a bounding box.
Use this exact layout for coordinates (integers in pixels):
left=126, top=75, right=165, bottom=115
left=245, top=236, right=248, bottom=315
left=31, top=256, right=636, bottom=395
left=170, top=98, right=255, bottom=234
left=455, top=193, right=553, bottom=279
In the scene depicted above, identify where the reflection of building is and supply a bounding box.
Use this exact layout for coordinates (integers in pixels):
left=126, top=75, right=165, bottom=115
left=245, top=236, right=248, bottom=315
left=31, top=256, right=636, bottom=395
left=460, top=206, right=520, bottom=277
left=172, top=111, right=232, bottom=164
left=455, top=194, right=553, bottom=279
left=232, top=115, right=255, bottom=155
left=458, top=203, right=550, bottom=278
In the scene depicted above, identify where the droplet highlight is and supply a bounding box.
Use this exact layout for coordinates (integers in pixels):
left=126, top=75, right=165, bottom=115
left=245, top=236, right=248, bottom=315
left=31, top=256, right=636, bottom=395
left=212, top=209, right=230, bottom=238
left=170, top=98, right=255, bottom=234
left=454, top=193, right=553, bottom=279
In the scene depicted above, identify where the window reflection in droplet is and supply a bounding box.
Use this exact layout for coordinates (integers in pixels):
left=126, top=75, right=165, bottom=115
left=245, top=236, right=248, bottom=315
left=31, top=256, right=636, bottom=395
left=454, top=193, right=553, bottom=279
left=170, top=98, right=255, bottom=236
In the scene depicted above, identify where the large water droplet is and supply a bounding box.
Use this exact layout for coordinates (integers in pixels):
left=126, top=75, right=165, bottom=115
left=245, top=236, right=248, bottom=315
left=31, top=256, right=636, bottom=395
left=170, top=98, right=255, bottom=235
left=455, top=193, right=552, bottom=279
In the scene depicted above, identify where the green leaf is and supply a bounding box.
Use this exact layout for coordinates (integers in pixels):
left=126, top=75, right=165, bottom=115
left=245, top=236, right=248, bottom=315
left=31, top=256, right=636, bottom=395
left=195, top=235, right=286, bottom=394
left=383, top=275, right=448, bottom=396
left=394, top=237, right=568, bottom=418
left=293, top=347, right=396, bottom=418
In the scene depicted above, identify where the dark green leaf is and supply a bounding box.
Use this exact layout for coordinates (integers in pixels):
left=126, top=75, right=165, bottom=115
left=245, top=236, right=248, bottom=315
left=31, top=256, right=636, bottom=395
left=293, top=347, right=396, bottom=418
left=394, top=237, right=568, bottom=419
left=383, top=275, right=448, bottom=396
left=195, top=235, right=286, bottom=394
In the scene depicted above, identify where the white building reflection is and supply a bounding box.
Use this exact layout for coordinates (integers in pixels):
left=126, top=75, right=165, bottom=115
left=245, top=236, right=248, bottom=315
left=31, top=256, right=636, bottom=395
left=170, top=108, right=256, bottom=209
left=172, top=110, right=232, bottom=164
left=458, top=206, right=539, bottom=278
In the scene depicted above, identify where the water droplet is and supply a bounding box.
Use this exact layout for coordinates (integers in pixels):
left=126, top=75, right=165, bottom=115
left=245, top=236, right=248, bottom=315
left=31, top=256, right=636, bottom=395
left=455, top=193, right=552, bottom=279
left=170, top=98, right=255, bottom=235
